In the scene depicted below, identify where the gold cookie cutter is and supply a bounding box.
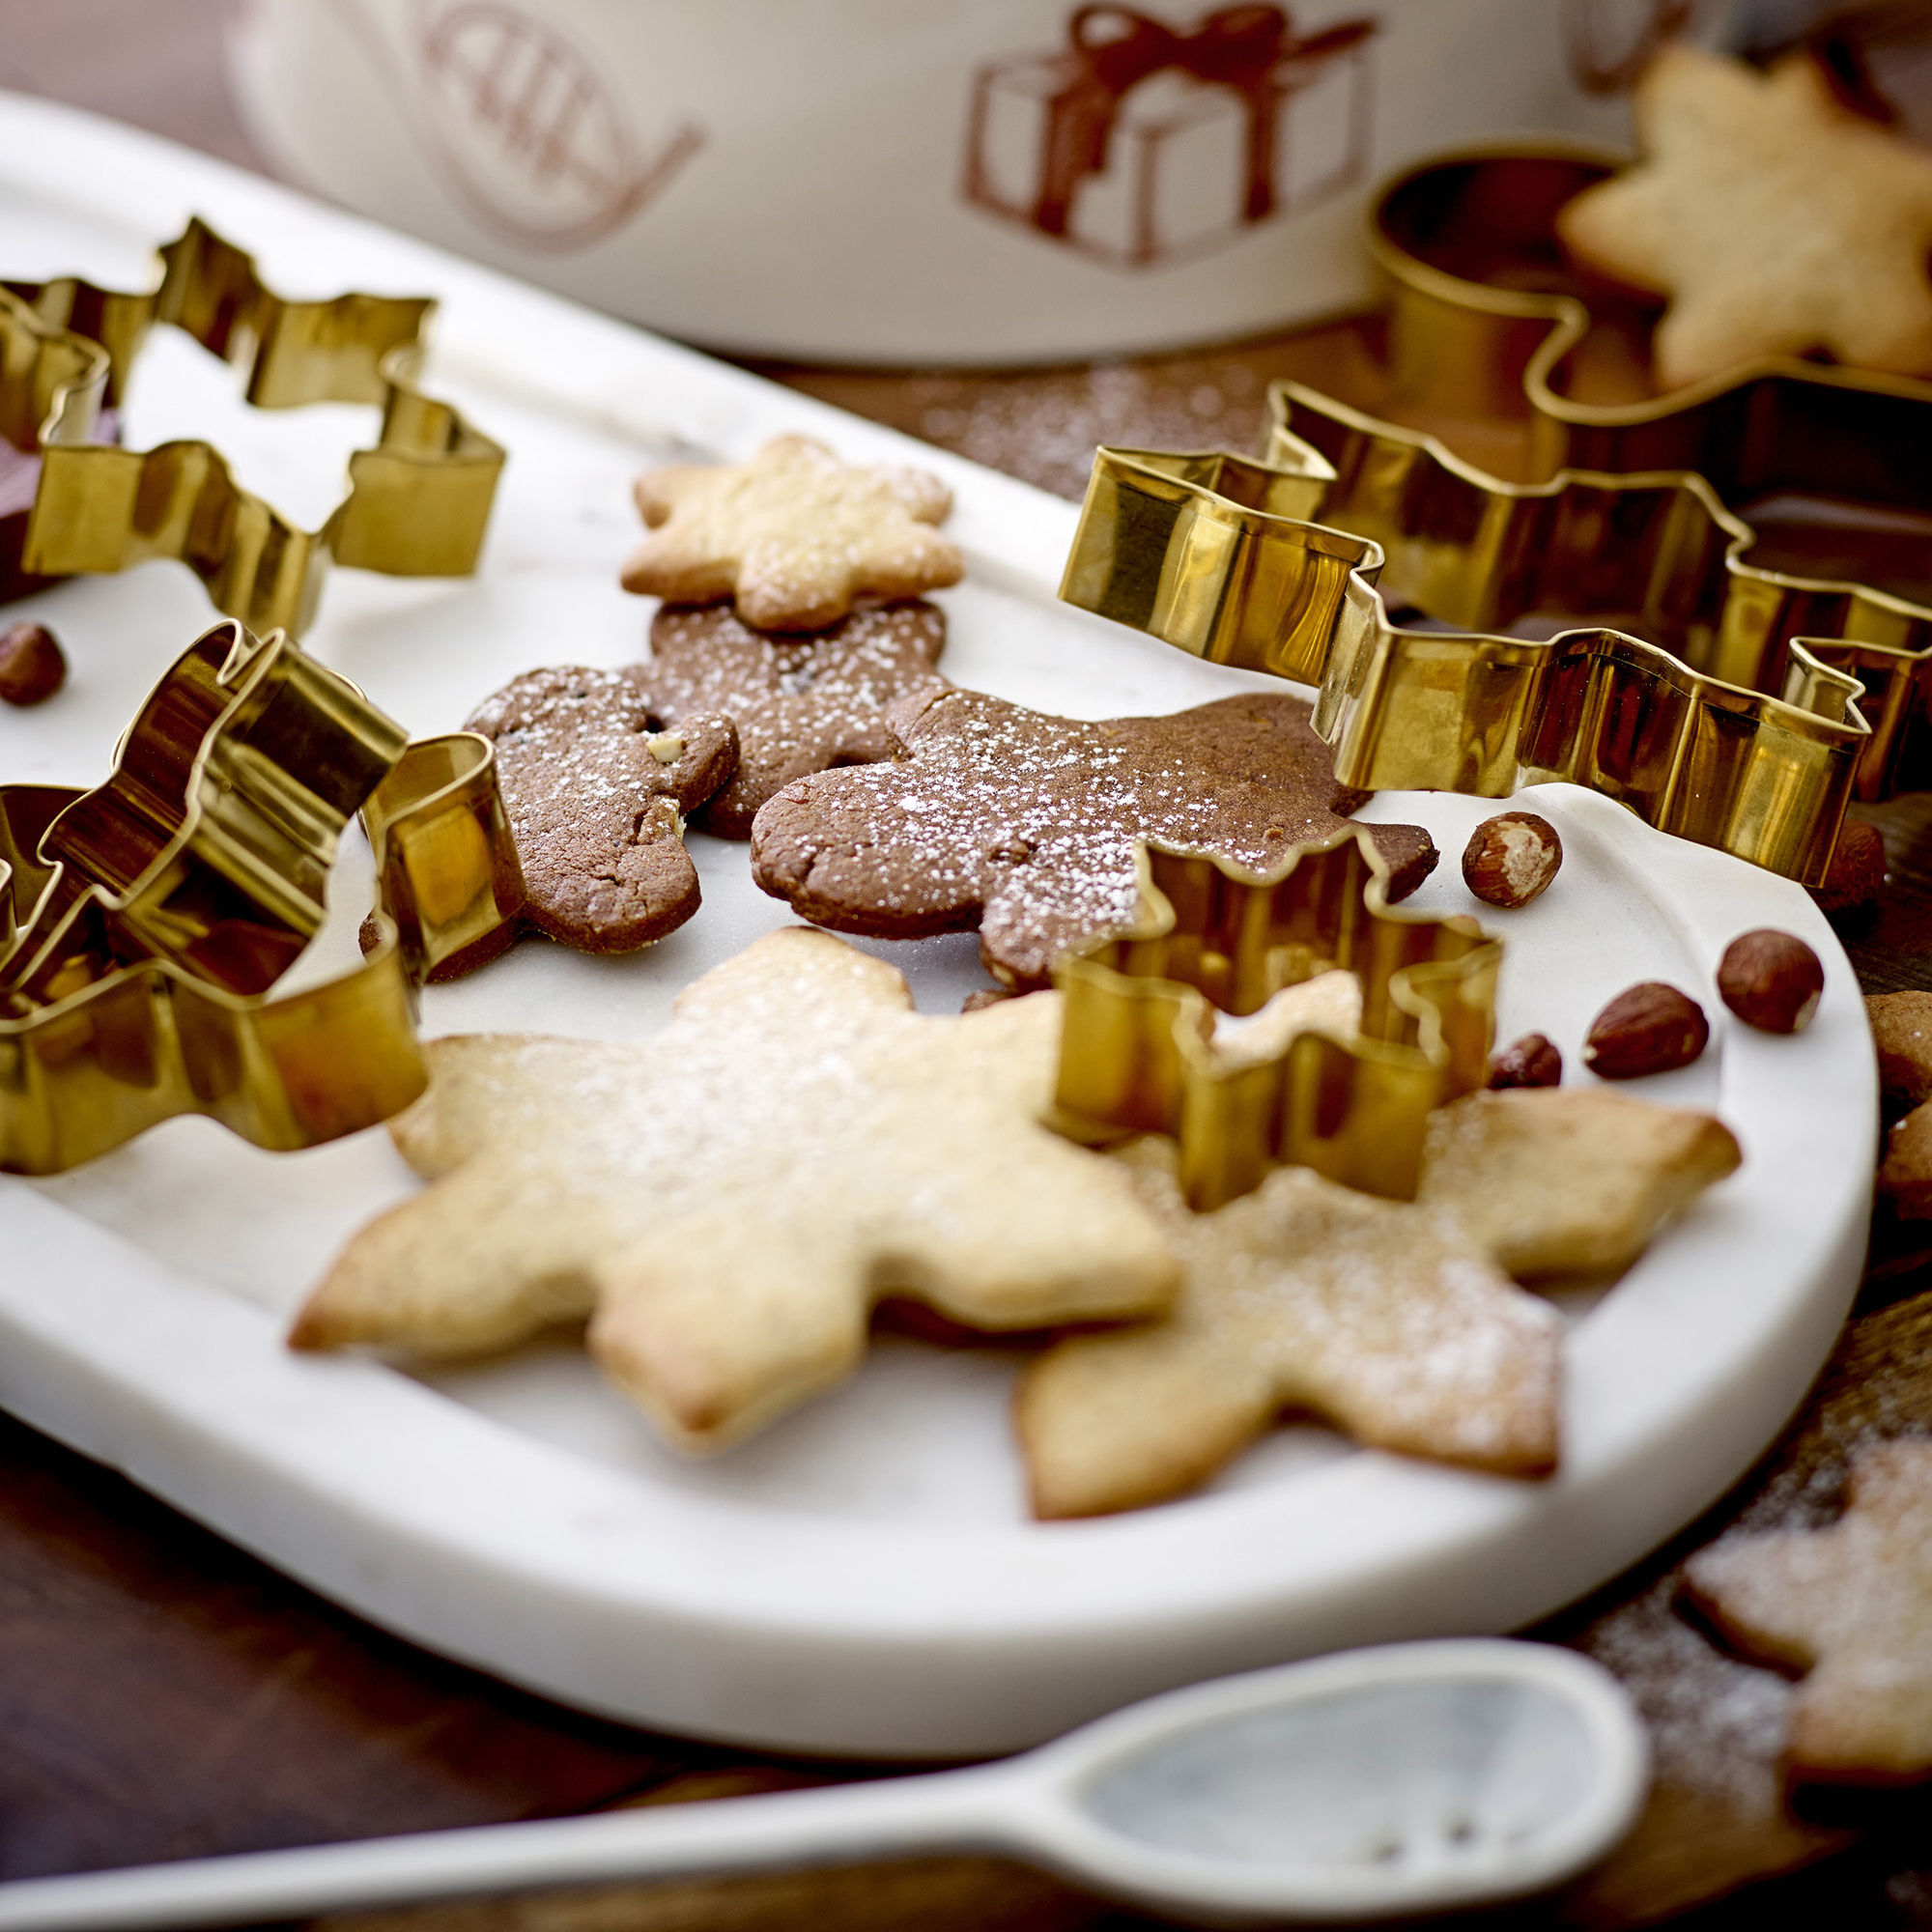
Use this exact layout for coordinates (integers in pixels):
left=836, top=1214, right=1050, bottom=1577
left=1, top=620, right=524, bottom=1174
left=2, top=218, right=504, bottom=637
left=1053, top=827, right=1498, bottom=1208
left=1058, top=147, right=1932, bottom=885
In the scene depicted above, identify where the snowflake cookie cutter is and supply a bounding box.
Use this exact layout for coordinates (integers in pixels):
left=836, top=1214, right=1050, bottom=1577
left=0, top=620, right=524, bottom=1174
left=1052, top=826, right=1498, bottom=1210
left=1, top=217, right=504, bottom=638
left=1060, top=144, right=1932, bottom=886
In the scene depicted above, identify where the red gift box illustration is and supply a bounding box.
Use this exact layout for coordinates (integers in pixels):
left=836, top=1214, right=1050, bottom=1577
left=964, top=4, right=1378, bottom=268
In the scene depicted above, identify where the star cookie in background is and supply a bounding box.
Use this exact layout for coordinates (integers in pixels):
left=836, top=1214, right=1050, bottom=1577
left=622, top=435, right=965, bottom=630
left=292, top=928, right=1178, bottom=1453
left=1686, top=1437, right=1932, bottom=1782
left=1867, top=991, right=1932, bottom=1216
left=636, top=601, right=951, bottom=838
left=750, top=688, right=1437, bottom=991
left=1556, top=44, right=1932, bottom=387
left=1018, top=1085, right=1740, bottom=1518
left=465, top=666, right=736, bottom=953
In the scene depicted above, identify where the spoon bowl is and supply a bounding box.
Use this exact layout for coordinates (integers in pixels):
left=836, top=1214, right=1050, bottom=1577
left=0, top=1639, right=1648, bottom=1931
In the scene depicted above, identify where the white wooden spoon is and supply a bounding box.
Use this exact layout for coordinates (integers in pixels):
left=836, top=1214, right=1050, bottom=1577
left=0, top=1639, right=1647, bottom=1930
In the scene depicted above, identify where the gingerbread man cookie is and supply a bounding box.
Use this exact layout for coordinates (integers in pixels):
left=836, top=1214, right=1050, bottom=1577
left=464, top=666, right=737, bottom=953
left=622, top=436, right=964, bottom=631
left=1557, top=46, right=1932, bottom=386
left=1018, top=1083, right=1740, bottom=1518
left=292, top=928, right=1178, bottom=1452
left=1686, top=1438, right=1932, bottom=1782
left=636, top=601, right=951, bottom=838
left=750, top=688, right=1437, bottom=991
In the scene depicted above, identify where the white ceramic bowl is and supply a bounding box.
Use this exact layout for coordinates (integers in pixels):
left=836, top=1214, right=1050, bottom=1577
left=223, top=0, right=1670, bottom=364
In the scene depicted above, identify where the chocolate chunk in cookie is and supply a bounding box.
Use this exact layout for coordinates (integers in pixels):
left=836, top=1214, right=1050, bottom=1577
left=750, top=688, right=1437, bottom=990
left=466, top=666, right=736, bottom=954
left=638, top=601, right=950, bottom=838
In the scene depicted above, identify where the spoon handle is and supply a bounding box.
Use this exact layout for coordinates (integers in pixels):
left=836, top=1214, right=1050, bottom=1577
left=0, top=1766, right=1027, bottom=1932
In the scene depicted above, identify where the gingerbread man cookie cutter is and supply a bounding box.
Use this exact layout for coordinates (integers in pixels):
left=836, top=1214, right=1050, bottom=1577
left=1052, top=826, right=1498, bottom=1209
left=1059, top=145, right=1932, bottom=885
left=1, top=217, right=504, bottom=637
left=1, top=620, right=523, bottom=1174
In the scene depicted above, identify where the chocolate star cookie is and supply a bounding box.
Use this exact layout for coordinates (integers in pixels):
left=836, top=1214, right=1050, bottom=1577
left=750, top=688, right=1437, bottom=990
left=637, top=601, right=950, bottom=838
left=466, top=666, right=736, bottom=953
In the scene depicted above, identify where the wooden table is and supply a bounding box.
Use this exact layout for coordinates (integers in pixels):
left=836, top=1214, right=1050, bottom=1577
left=7, top=10, right=1932, bottom=1927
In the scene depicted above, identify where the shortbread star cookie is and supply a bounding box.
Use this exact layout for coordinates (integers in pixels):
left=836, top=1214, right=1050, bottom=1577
left=1018, top=1084, right=1740, bottom=1517
left=637, top=601, right=951, bottom=837
left=1417, top=1086, right=1743, bottom=1277
left=1686, top=1438, right=1932, bottom=1782
left=751, top=688, right=1437, bottom=991
left=465, top=666, right=737, bottom=953
left=1868, top=992, right=1932, bottom=1217
left=292, top=928, right=1178, bottom=1452
left=1557, top=46, right=1932, bottom=387
left=622, top=436, right=965, bottom=631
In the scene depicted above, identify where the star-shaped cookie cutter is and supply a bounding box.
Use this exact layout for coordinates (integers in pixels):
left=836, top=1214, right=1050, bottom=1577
left=2, top=218, right=504, bottom=637
left=1, top=620, right=524, bottom=1174
left=1059, top=145, right=1932, bottom=884
left=1052, top=827, right=1498, bottom=1209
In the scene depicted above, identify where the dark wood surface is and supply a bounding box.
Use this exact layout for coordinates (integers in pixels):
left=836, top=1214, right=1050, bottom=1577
left=9, top=9, right=1932, bottom=1929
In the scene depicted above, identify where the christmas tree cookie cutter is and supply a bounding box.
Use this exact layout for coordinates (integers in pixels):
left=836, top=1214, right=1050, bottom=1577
left=1, top=217, right=504, bottom=638
left=1059, top=144, right=1932, bottom=886
left=0, top=620, right=524, bottom=1174
left=1053, top=826, right=1498, bottom=1209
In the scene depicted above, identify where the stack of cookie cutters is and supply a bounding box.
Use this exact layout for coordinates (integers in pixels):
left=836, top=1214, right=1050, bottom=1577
left=1, top=216, right=504, bottom=636
left=0, top=619, right=524, bottom=1174
left=1054, top=140, right=1932, bottom=1207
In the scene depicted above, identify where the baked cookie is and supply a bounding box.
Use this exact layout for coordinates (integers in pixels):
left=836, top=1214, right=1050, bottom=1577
left=1556, top=46, right=1932, bottom=387
left=1868, top=991, right=1932, bottom=1216
left=1686, top=1437, right=1932, bottom=1782
left=292, top=927, right=1178, bottom=1453
left=1018, top=1083, right=1740, bottom=1518
left=622, top=435, right=964, bottom=631
left=1417, top=1085, right=1743, bottom=1278
left=750, top=688, right=1437, bottom=990
left=465, top=666, right=736, bottom=953
left=637, top=601, right=951, bottom=838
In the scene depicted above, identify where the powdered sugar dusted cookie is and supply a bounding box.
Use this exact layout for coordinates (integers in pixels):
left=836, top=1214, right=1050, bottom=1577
left=751, top=688, right=1437, bottom=990
left=1686, top=1437, right=1932, bottom=1782
left=639, top=601, right=951, bottom=838
left=465, top=666, right=737, bottom=953
left=292, top=928, right=1178, bottom=1453
left=1018, top=1082, right=1739, bottom=1518
left=1557, top=46, right=1932, bottom=386
left=622, top=435, right=964, bottom=631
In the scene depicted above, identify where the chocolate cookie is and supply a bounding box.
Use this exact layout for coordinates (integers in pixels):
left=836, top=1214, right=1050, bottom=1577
left=466, top=666, right=736, bottom=953
left=639, top=601, right=950, bottom=838
left=750, top=689, right=1437, bottom=989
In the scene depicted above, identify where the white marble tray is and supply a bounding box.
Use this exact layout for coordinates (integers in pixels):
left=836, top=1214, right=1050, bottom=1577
left=0, top=91, right=1874, bottom=1758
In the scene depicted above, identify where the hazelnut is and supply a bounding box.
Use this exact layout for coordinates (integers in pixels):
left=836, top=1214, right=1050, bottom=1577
left=1809, top=819, right=1886, bottom=916
left=1462, top=811, right=1561, bottom=909
left=0, top=621, right=66, bottom=706
left=1489, top=1032, right=1562, bottom=1089
left=1718, top=928, right=1823, bottom=1034
left=1583, top=982, right=1709, bottom=1079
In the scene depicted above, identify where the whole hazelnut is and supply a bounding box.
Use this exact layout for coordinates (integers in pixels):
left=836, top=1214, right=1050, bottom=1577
left=1809, top=819, right=1886, bottom=916
left=0, top=621, right=66, bottom=706
left=1490, top=1033, right=1562, bottom=1089
left=1462, top=811, right=1561, bottom=909
left=1583, top=982, right=1709, bottom=1079
left=1718, top=928, right=1823, bottom=1034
